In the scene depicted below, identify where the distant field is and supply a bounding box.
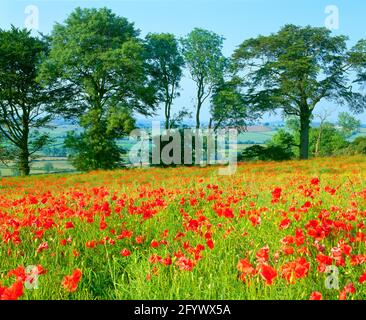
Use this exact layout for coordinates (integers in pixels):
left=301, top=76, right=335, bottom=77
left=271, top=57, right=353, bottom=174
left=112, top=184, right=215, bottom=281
left=238, top=131, right=277, bottom=144
left=0, top=125, right=364, bottom=177
left=0, top=159, right=76, bottom=177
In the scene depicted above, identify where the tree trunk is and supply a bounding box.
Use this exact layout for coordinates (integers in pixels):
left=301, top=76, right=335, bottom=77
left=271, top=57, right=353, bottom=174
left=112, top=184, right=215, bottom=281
left=299, top=110, right=310, bottom=160
left=196, top=103, right=201, bottom=130
left=165, top=102, right=170, bottom=130
left=20, top=115, right=30, bottom=176
left=315, top=126, right=323, bottom=157
left=196, top=79, right=204, bottom=130
left=19, top=147, right=30, bottom=176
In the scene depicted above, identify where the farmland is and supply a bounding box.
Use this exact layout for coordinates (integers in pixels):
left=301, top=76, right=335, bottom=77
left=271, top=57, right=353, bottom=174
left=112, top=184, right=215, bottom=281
left=2, top=124, right=364, bottom=177
left=0, top=156, right=365, bottom=300
left=0, top=124, right=278, bottom=177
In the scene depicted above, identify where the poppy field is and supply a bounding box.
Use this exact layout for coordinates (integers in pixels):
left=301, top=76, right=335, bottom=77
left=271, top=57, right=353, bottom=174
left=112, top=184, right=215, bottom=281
left=0, top=156, right=365, bottom=300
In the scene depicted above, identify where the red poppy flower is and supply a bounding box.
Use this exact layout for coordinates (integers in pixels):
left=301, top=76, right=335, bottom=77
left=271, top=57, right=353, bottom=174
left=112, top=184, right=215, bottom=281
left=256, top=245, right=269, bottom=263
left=150, top=240, right=159, bottom=248
left=149, top=254, right=162, bottom=264
left=237, top=258, right=255, bottom=276
left=271, top=187, right=282, bottom=203
left=118, top=230, right=133, bottom=240
left=280, top=235, right=294, bottom=245
left=34, top=265, right=47, bottom=275
left=282, top=246, right=295, bottom=255
left=206, top=239, right=214, bottom=250
left=279, top=218, right=291, bottom=230
left=121, top=249, right=131, bottom=257
left=7, top=266, right=26, bottom=281
left=135, top=235, right=145, bottom=244
left=344, top=282, right=356, bottom=294
left=65, top=221, right=74, bottom=229
left=260, top=264, right=277, bottom=286
left=0, top=280, right=24, bottom=300
left=176, top=256, right=195, bottom=271
left=99, top=220, right=107, bottom=230
left=359, top=272, right=366, bottom=284
left=85, top=240, right=96, bottom=248
left=161, top=256, right=172, bottom=266
left=62, top=269, right=82, bottom=293
left=309, top=291, right=322, bottom=300
left=295, top=229, right=305, bottom=246
left=36, top=242, right=49, bottom=253
left=249, top=215, right=261, bottom=226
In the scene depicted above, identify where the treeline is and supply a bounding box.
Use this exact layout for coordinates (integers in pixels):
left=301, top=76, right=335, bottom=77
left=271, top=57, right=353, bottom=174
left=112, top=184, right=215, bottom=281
left=0, top=7, right=366, bottom=176
left=241, top=113, right=366, bottom=161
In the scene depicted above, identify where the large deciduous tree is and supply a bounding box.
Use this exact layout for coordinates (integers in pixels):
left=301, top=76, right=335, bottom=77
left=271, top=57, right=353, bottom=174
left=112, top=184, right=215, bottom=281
left=233, top=24, right=366, bottom=159
left=181, top=28, right=227, bottom=129
left=209, top=76, right=258, bottom=132
left=41, top=7, right=157, bottom=170
left=145, top=33, right=184, bottom=130
left=0, top=27, right=54, bottom=176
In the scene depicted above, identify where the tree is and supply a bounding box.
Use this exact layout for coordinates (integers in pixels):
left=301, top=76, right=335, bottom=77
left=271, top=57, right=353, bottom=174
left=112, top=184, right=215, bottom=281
left=181, top=28, right=227, bottom=129
left=40, top=7, right=157, bottom=171
left=345, top=136, right=366, bottom=155
left=209, top=77, right=258, bottom=132
left=283, top=116, right=349, bottom=158
left=0, top=27, right=54, bottom=176
left=314, top=111, right=332, bottom=157
left=145, top=33, right=184, bottom=130
left=350, top=39, right=366, bottom=85
left=64, top=108, right=135, bottom=171
left=309, top=123, right=348, bottom=157
left=268, top=129, right=295, bottom=153
left=338, top=112, right=360, bottom=138
left=233, top=25, right=366, bottom=160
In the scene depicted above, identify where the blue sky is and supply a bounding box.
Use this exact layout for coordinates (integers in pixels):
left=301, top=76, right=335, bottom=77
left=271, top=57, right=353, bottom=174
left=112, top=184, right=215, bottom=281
left=1, top=0, right=366, bottom=124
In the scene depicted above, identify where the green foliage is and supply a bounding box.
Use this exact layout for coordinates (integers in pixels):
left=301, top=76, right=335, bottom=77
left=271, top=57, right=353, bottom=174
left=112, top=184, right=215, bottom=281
left=181, top=28, right=227, bottom=128
left=309, top=123, right=349, bottom=157
left=240, top=129, right=295, bottom=162
left=233, top=24, right=366, bottom=159
left=338, top=112, right=361, bottom=138
left=210, top=77, right=257, bottom=132
left=0, top=27, right=54, bottom=175
left=145, top=33, right=185, bottom=129
left=239, top=145, right=266, bottom=161
left=268, top=129, right=295, bottom=150
left=40, top=7, right=156, bottom=171
left=340, top=136, right=366, bottom=155
left=65, top=107, right=135, bottom=171
left=240, top=144, right=294, bottom=162
left=65, top=131, right=121, bottom=172
left=282, top=117, right=351, bottom=158
left=349, top=39, right=366, bottom=87
left=150, top=130, right=223, bottom=167
left=41, top=7, right=156, bottom=118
